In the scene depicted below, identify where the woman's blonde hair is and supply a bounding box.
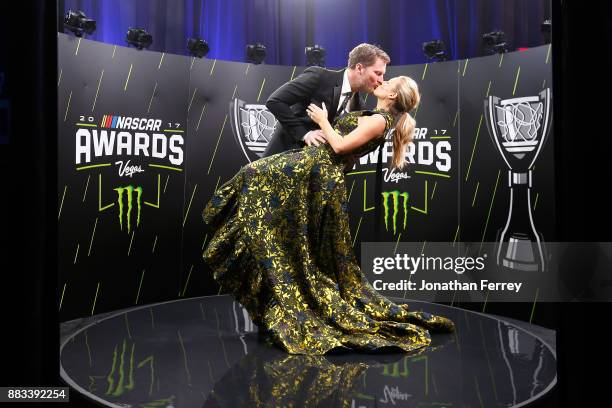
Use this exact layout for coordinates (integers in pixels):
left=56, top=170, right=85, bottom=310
left=389, top=76, right=420, bottom=169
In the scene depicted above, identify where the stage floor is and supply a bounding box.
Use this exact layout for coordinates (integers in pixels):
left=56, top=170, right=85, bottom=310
left=60, top=295, right=556, bottom=407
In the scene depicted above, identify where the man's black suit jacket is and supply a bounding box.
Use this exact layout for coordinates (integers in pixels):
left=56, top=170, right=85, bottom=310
left=263, top=66, right=363, bottom=157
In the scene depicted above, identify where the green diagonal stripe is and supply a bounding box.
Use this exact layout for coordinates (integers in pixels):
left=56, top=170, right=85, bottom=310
left=149, top=164, right=182, bottom=172
left=77, top=163, right=111, bottom=171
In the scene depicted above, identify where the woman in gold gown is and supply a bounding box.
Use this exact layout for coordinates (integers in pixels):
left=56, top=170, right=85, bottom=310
left=202, top=76, right=454, bottom=355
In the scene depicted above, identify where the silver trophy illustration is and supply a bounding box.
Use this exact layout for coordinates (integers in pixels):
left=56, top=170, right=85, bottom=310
left=484, top=89, right=552, bottom=272
left=229, top=98, right=278, bottom=163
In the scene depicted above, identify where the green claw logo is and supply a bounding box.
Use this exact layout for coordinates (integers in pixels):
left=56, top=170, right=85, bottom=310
left=114, top=185, right=142, bottom=233
left=105, top=339, right=136, bottom=396
left=103, top=338, right=174, bottom=405
left=381, top=191, right=409, bottom=235
left=381, top=355, right=411, bottom=378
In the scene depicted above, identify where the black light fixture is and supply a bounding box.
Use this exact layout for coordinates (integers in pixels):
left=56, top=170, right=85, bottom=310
left=305, top=45, right=326, bottom=67
left=482, top=31, right=509, bottom=55
left=246, top=43, right=267, bottom=64
left=422, top=40, right=448, bottom=62
left=126, top=28, right=153, bottom=50
left=64, top=10, right=96, bottom=37
left=541, top=19, right=552, bottom=44
left=187, top=38, right=210, bottom=58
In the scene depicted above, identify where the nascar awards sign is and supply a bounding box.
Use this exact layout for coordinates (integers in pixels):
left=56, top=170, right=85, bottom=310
left=75, top=114, right=184, bottom=168
left=58, top=34, right=188, bottom=320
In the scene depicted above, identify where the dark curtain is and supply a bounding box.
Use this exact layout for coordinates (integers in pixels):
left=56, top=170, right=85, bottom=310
left=63, top=0, right=550, bottom=66
left=552, top=2, right=612, bottom=407
left=0, top=0, right=59, bottom=389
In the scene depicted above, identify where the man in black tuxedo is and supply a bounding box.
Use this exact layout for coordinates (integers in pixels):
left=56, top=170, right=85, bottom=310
left=263, top=43, right=390, bottom=157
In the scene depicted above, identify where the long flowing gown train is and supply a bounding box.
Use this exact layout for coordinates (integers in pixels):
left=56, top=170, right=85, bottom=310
left=202, top=109, right=455, bottom=355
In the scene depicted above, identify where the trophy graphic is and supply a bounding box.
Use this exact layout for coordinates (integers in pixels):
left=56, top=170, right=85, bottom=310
left=484, top=88, right=552, bottom=272
left=229, top=98, right=278, bottom=163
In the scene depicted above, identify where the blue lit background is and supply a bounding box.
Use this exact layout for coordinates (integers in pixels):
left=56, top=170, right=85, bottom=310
left=62, top=0, right=551, bottom=66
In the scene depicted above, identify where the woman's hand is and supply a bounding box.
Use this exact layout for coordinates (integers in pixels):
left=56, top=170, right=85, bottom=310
left=306, top=102, right=328, bottom=127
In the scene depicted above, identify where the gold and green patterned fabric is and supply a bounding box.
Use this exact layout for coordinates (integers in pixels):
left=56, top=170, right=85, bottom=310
left=203, top=108, right=455, bottom=355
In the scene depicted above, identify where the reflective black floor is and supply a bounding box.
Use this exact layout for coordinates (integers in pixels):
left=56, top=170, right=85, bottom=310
left=60, top=295, right=556, bottom=407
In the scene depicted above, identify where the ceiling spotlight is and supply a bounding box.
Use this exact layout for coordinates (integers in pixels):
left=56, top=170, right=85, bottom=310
left=482, top=31, right=509, bottom=55
left=246, top=43, right=267, bottom=65
left=187, top=38, right=210, bottom=58
left=541, top=19, right=552, bottom=44
left=64, top=10, right=96, bottom=37
left=126, top=28, right=153, bottom=50
left=305, top=45, right=326, bottom=67
left=422, top=40, right=448, bottom=62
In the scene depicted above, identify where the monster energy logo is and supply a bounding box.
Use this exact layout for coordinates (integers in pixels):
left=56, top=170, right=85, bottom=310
left=381, top=355, right=411, bottom=378
left=381, top=191, right=409, bottom=235
left=114, top=185, right=142, bottom=233
left=105, top=338, right=136, bottom=396
left=104, top=338, right=175, bottom=405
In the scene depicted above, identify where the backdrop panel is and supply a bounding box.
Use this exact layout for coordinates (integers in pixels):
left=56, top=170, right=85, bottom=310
left=458, top=46, right=554, bottom=244
left=58, top=34, right=189, bottom=320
